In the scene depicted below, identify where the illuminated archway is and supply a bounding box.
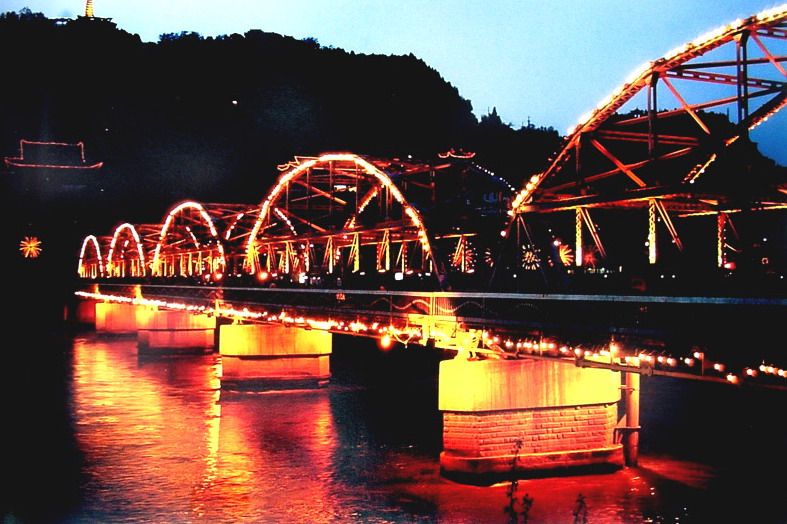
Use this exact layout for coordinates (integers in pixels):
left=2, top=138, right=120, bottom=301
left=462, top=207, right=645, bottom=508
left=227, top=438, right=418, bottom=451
left=507, top=5, right=787, bottom=274
left=106, top=223, right=148, bottom=278
left=77, top=234, right=105, bottom=278
left=244, top=153, right=440, bottom=286
left=151, top=201, right=229, bottom=279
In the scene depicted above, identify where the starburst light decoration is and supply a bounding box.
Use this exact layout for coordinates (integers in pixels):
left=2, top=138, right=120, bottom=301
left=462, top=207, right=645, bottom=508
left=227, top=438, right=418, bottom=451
left=20, top=236, right=42, bottom=258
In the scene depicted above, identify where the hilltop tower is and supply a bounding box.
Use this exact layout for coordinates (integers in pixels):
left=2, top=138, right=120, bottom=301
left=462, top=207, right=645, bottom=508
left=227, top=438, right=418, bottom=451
left=85, top=0, right=94, bottom=18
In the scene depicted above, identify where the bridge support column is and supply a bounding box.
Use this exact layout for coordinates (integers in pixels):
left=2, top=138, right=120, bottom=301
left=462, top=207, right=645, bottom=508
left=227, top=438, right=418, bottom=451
left=438, top=357, right=624, bottom=481
left=69, top=298, right=97, bottom=325
left=218, top=323, right=332, bottom=390
left=95, top=302, right=139, bottom=334
left=136, top=308, right=216, bottom=355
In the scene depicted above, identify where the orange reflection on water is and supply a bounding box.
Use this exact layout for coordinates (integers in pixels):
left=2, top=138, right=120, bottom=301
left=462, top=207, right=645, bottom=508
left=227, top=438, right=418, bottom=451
left=212, top=388, right=339, bottom=521
left=71, top=336, right=227, bottom=520
left=70, top=335, right=341, bottom=521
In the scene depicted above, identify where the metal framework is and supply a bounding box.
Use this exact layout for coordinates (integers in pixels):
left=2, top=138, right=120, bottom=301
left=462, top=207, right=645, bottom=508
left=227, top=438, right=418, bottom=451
left=77, top=6, right=785, bottom=291
left=150, top=201, right=258, bottom=279
left=104, top=223, right=155, bottom=278
left=78, top=201, right=260, bottom=280
left=510, top=6, right=787, bottom=270
left=241, top=153, right=440, bottom=286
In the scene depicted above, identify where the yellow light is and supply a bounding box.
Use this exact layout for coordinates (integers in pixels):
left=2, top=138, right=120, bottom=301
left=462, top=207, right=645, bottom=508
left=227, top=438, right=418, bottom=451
left=379, top=334, right=392, bottom=350
left=19, top=236, right=42, bottom=258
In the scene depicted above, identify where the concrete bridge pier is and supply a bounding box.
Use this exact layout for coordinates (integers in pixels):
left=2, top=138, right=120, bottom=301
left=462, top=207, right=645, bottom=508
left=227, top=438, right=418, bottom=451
left=135, top=307, right=217, bottom=356
left=95, top=302, right=139, bottom=334
left=438, top=357, right=624, bottom=482
left=218, top=323, right=332, bottom=391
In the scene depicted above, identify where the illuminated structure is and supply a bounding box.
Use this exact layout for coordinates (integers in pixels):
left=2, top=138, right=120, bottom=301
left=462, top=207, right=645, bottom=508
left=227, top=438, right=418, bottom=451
left=72, top=6, right=787, bottom=481
left=79, top=0, right=113, bottom=24
left=505, top=5, right=787, bottom=281
left=19, top=236, right=42, bottom=258
left=78, top=153, right=514, bottom=288
left=5, top=140, right=103, bottom=172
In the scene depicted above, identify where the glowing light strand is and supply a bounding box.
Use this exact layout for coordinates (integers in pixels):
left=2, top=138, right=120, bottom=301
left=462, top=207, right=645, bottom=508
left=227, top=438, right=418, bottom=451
left=76, top=290, right=786, bottom=389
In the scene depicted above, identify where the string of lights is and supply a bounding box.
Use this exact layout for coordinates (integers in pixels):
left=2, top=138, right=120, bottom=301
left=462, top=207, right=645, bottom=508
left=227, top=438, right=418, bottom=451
left=75, top=290, right=786, bottom=390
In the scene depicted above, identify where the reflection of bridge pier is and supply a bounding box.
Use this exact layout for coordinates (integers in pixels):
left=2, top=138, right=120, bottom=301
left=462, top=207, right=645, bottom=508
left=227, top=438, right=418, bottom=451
left=73, top=288, right=652, bottom=481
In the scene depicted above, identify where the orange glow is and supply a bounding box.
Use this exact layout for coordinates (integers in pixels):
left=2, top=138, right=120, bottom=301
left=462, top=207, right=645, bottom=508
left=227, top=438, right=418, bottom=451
left=75, top=288, right=787, bottom=388
left=4, top=139, right=103, bottom=170
left=107, top=223, right=147, bottom=278
left=558, top=244, right=574, bottom=266
left=78, top=235, right=104, bottom=277
left=19, top=236, right=42, bottom=258
left=244, top=153, right=437, bottom=274
left=151, top=201, right=227, bottom=277
left=510, top=4, right=787, bottom=215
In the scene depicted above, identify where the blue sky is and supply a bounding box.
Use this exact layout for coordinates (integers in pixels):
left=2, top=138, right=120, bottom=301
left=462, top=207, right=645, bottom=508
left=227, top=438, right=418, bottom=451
left=5, top=0, right=786, bottom=164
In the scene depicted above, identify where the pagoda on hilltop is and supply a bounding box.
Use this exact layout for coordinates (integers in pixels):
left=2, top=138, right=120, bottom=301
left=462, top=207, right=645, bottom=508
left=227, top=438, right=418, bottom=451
left=81, top=0, right=112, bottom=22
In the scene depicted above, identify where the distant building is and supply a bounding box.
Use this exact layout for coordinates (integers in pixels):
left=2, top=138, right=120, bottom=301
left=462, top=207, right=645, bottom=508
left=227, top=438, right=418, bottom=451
left=5, top=139, right=103, bottom=172
left=54, top=1, right=115, bottom=27
left=4, top=139, right=103, bottom=196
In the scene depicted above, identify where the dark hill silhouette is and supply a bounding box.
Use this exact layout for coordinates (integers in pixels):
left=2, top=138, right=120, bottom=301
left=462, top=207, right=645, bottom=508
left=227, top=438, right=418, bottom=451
left=0, top=9, right=782, bottom=287
left=0, top=10, right=563, bottom=225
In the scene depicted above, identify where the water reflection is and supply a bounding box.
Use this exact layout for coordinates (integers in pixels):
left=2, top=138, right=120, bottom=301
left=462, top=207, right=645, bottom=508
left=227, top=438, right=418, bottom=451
left=58, top=332, right=787, bottom=523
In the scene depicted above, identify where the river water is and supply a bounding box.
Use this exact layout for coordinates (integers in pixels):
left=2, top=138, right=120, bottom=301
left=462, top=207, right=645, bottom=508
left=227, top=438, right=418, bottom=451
left=2, top=316, right=786, bottom=524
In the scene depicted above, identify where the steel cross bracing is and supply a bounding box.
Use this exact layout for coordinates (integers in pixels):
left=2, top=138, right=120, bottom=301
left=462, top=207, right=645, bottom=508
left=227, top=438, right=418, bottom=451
left=496, top=7, right=787, bottom=283
left=78, top=7, right=786, bottom=294
left=78, top=152, right=515, bottom=290
left=513, top=9, right=787, bottom=212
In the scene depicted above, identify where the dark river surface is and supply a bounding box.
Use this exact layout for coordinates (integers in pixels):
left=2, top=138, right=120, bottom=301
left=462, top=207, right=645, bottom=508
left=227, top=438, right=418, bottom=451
left=2, top=313, right=786, bottom=524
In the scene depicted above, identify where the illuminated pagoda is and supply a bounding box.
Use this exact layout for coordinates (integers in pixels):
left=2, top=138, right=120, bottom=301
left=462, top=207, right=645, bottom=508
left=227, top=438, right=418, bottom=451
left=4, top=139, right=103, bottom=173
left=53, top=0, right=114, bottom=27
left=80, top=0, right=113, bottom=23
left=4, top=139, right=103, bottom=197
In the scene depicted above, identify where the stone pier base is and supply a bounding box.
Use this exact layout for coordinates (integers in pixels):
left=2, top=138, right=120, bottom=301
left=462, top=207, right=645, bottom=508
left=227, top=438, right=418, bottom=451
left=439, top=358, right=623, bottom=481
left=219, top=324, right=332, bottom=390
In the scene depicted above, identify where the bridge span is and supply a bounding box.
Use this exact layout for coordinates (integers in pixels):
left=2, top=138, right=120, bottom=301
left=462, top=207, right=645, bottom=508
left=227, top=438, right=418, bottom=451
left=70, top=6, right=787, bottom=482
left=70, top=278, right=786, bottom=480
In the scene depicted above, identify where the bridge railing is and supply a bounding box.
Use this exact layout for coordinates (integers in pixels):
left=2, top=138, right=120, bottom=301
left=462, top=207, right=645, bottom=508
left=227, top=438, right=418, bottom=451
left=76, top=281, right=786, bottom=362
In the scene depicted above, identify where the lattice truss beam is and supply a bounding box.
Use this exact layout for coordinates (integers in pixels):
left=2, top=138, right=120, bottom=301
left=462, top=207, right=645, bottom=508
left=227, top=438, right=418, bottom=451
left=508, top=6, right=787, bottom=270
left=151, top=202, right=259, bottom=278
left=77, top=203, right=260, bottom=279
left=242, top=154, right=437, bottom=280
left=513, top=6, right=787, bottom=215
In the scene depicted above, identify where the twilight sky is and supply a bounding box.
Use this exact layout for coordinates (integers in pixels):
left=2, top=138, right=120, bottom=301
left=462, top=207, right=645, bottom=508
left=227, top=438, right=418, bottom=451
left=5, top=0, right=786, bottom=164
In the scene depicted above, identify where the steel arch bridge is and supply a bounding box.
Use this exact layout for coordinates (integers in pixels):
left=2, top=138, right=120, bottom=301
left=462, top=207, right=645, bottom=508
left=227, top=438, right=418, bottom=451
left=495, top=5, right=787, bottom=291
left=77, top=152, right=512, bottom=289
left=78, top=6, right=787, bottom=294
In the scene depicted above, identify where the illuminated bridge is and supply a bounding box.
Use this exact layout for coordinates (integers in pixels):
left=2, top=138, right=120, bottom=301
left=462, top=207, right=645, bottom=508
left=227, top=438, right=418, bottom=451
left=72, top=6, right=787, bottom=480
